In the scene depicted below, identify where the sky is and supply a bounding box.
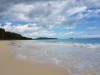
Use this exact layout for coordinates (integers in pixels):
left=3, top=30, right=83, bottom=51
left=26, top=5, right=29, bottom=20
left=0, top=0, right=100, bottom=39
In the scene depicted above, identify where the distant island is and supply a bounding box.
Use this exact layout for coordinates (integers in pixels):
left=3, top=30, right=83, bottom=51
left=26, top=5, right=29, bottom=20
left=0, top=28, right=32, bottom=40
left=34, top=37, right=58, bottom=40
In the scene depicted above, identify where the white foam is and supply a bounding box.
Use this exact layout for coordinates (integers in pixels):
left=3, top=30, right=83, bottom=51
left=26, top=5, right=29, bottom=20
left=14, top=41, right=100, bottom=75
left=51, top=58, right=60, bottom=64
left=16, top=55, right=27, bottom=60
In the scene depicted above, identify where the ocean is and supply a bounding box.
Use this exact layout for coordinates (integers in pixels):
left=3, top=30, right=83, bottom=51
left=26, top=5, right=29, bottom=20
left=33, top=38, right=100, bottom=44
left=13, top=38, right=100, bottom=75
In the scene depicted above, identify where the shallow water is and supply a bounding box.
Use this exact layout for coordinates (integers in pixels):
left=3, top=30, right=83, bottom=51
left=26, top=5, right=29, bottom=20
left=13, top=40, right=100, bottom=75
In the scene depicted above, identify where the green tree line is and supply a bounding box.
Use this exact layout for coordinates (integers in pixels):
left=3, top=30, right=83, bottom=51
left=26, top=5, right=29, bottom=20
left=0, top=28, right=32, bottom=40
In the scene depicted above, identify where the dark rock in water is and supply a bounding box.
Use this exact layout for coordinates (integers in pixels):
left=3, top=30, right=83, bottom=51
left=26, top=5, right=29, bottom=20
left=0, top=28, right=32, bottom=40
left=70, top=38, right=74, bottom=39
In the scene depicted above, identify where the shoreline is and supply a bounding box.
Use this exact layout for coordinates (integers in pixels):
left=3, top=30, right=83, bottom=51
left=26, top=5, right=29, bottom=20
left=0, top=41, right=70, bottom=75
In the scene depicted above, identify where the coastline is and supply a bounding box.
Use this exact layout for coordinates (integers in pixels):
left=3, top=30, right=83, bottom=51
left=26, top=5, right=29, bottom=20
left=0, top=41, right=70, bottom=75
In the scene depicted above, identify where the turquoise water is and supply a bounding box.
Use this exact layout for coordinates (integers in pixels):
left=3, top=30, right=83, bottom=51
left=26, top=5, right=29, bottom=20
left=14, top=39, right=100, bottom=75
left=34, top=38, right=100, bottom=44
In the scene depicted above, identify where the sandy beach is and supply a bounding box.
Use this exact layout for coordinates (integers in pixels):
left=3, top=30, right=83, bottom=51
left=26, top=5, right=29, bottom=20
left=0, top=41, right=70, bottom=75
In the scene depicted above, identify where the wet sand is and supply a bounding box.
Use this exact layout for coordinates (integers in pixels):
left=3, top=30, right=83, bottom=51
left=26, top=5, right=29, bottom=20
left=0, top=41, right=70, bottom=75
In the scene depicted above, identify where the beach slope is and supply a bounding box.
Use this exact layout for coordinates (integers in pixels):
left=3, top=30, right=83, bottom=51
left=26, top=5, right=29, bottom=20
left=0, top=41, right=70, bottom=75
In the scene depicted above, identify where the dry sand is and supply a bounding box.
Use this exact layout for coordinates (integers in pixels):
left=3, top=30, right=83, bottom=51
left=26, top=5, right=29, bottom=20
left=0, top=41, right=70, bottom=75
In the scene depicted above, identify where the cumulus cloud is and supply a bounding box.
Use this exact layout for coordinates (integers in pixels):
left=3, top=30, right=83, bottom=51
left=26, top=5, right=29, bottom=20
left=0, top=0, right=100, bottom=28
left=82, top=34, right=100, bottom=38
left=66, top=6, right=87, bottom=17
left=87, top=26, right=98, bottom=30
left=65, top=32, right=82, bottom=35
left=25, top=30, right=57, bottom=38
left=0, top=22, right=57, bottom=38
left=0, top=0, right=100, bottom=38
left=63, top=31, right=83, bottom=38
